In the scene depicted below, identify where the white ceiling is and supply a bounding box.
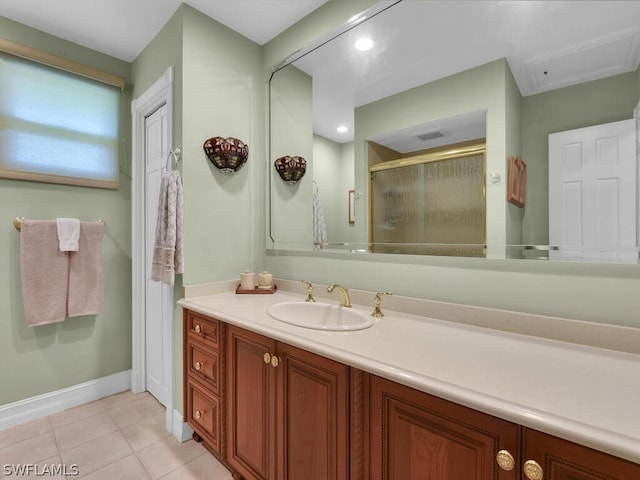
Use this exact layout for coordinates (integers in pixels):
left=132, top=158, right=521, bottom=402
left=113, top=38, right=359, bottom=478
left=0, top=0, right=329, bottom=61
left=286, top=1, right=640, bottom=144
left=2, top=0, right=640, bottom=148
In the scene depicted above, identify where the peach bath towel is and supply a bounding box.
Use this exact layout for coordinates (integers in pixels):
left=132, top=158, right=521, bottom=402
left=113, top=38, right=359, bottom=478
left=20, top=220, right=68, bottom=326
left=68, top=221, right=104, bottom=317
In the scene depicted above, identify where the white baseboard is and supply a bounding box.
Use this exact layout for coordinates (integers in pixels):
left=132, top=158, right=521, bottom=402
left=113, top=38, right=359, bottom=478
left=172, top=408, right=193, bottom=442
left=0, top=370, right=131, bottom=430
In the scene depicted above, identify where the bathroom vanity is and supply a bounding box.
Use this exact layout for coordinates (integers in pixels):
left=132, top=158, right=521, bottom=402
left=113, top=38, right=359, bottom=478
left=179, top=287, right=640, bottom=480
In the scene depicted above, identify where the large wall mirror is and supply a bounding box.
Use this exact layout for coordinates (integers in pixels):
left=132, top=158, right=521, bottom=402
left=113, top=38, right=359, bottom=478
left=268, top=0, right=640, bottom=263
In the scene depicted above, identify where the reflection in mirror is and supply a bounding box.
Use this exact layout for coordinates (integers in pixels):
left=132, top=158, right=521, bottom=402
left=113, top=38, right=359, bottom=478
left=369, top=140, right=486, bottom=256
left=268, top=0, right=640, bottom=263
left=367, top=111, right=486, bottom=256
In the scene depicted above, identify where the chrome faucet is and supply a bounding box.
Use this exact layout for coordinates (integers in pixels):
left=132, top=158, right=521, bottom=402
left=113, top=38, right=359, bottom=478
left=326, top=284, right=352, bottom=307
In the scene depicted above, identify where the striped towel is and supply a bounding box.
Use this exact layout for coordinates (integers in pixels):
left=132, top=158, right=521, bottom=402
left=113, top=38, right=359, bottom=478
left=312, top=191, right=327, bottom=250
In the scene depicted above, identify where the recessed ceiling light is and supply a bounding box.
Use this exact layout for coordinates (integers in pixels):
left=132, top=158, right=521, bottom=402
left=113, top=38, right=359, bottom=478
left=337, top=126, right=349, bottom=133
left=354, top=37, right=374, bottom=51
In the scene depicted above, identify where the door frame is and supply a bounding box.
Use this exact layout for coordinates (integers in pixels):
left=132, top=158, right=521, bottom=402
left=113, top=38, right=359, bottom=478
left=131, top=66, right=176, bottom=435
left=635, top=100, right=640, bottom=255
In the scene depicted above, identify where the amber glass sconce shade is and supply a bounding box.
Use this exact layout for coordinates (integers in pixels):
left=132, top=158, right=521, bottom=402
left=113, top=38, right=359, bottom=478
left=274, top=155, right=306, bottom=184
left=203, top=136, right=249, bottom=173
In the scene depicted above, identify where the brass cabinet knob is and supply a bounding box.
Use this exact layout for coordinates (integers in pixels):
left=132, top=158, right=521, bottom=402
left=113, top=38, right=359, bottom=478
left=194, top=324, right=202, bottom=334
left=194, top=361, right=204, bottom=371
left=194, top=410, right=203, bottom=420
left=263, top=352, right=271, bottom=364
left=523, top=460, right=544, bottom=480
left=271, top=355, right=279, bottom=367
left=496, top=450, right=515, bottom=471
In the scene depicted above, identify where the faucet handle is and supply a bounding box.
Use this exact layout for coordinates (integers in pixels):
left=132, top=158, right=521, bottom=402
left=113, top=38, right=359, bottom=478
left=300, top=280, right=316, bottom=302
left=372, top=291, right=393, bottom=318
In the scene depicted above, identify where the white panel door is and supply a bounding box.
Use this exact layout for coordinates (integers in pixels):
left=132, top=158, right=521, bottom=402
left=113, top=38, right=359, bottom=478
left=549, top=119, right=637, bottom=263
left=144, top=104, right=168, bottom=404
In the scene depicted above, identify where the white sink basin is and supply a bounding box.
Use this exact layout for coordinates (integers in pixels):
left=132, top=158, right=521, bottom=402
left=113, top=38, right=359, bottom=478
left=267, top=301, right=373, bottom=331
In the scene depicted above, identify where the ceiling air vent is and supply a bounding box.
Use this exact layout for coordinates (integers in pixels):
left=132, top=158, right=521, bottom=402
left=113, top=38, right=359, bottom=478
left=417, top=128, right=449, bottom=141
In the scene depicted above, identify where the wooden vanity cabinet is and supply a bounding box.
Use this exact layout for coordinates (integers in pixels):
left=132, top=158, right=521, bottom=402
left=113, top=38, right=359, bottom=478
left=183, top=308, right=640, bottom=480
left=522, top=428, right=640, bottom=480
left=183, top=310, right=226, bottom=458
left=226, top=325, right=349, bottom=480
left=368, top=375, right=640, bottom=480
left=369, top=375, right=520, bottom=480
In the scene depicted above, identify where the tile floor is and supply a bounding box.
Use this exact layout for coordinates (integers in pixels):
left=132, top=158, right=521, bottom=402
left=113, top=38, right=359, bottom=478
left=0, top=391, right=233, bottom=479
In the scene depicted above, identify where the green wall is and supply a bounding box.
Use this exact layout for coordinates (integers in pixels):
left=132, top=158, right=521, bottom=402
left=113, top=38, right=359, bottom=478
left=269, top=65, right=313, bottom=246
left=0, top=17, right=133, bottom=404
left=129, top=4, right=264, bottom=414
left=313, top=135, right=354, bottom=243
left=521, top=71, right=638, bottom=246
left=180, top=4, right=263, bottom=284
left=130, top=5, right=186, bottom=415
left=505, top=62, right=523, bottom=253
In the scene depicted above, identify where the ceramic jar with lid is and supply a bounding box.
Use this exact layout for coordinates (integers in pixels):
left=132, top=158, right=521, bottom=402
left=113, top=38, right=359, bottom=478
left=240, top=270, right=255, bottom=290
left=257, top=271, right=273, bottom=289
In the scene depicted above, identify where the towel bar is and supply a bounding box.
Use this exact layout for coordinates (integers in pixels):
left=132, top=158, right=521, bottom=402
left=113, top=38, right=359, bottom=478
left=13, top=217, right=106, bottom=232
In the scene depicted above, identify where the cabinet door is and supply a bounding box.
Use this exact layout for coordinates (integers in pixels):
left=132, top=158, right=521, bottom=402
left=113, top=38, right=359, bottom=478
left=276, top=342, right=349, bottom=480
left=227, top=326, right=277, bottom=480
left=523, top=428, right=640, bottom=480
left=370, top=375, right=519, bottom=480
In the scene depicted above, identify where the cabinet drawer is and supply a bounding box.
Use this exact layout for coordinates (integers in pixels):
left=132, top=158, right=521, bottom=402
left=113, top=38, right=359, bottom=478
left=187, top=311, right=220, bottom=349
left=187, top=379, right=221, bottom=454
left=187, top=343, right=220, bottom=395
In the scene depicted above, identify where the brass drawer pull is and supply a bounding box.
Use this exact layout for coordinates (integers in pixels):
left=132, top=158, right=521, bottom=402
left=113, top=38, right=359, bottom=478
left=194, top=324, right=202, bottom=334
left=496, top=450, right=515, bottom=471
left=523, top=460, right=543, bottom=480
left=194, top=361, right=204, bottom=371
left=263, top=352, right=271, bottom=364
left=194, top=410, right=203, bottom=420
left=271, top=355, right=279, bottom=368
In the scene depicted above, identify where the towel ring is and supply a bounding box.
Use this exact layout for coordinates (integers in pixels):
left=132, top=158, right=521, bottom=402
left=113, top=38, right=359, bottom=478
left=165, top=147, right=182, bottom=171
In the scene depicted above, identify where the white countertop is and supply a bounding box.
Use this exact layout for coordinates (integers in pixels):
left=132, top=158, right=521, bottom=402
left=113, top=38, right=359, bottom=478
left=178, top=289, right=640, bottom=464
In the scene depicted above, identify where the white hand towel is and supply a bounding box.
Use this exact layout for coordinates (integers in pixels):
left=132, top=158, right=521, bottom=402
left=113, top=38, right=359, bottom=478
left=56, top=217, right=80, bottom=252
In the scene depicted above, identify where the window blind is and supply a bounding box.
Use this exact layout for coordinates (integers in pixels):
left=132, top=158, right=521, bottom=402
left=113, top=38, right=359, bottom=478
left=0, top=47, right=122, bottom=188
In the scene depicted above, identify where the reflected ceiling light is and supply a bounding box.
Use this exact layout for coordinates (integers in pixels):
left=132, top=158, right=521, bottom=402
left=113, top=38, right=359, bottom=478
left=348, top=13, right=367, bottom=24
left=337, top=126, right=349, bottom=133
left=354, top=37, right=374, bottom=51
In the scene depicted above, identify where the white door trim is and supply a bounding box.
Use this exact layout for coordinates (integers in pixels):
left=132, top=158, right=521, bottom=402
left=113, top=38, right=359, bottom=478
left=131, top=66, right=175, bottom=435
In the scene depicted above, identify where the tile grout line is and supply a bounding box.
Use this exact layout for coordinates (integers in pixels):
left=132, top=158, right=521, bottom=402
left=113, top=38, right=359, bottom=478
left=0, top=393, right=210, bottom=480
left=101, top=396, right=152, bottom=480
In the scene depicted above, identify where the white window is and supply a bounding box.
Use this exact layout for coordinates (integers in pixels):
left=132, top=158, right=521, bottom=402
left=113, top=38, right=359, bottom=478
left=0, top=41, right=124, bottom=189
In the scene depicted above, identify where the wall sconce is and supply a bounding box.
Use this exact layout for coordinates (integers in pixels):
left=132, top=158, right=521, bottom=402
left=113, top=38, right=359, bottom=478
left=274, top=156, right=306, bottom=184
left=203, top=136, right=248, bottom=173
